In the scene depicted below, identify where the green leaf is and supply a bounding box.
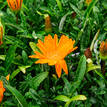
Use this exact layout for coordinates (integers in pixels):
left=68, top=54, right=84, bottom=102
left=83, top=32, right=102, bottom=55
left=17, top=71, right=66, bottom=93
left=76, top=0, right=98, bottom=44
left=94, top=70, right=107, bottom=84
left=18, top=65, right=30, bottom=74
left=76, top=55, right=86, bottom=81
left=6, top=85, right=28, bottom=107
left=10, top=69, right=20, bottom=80
left=31, top=72, right=49, bottom=90
left=70, top=3, right=82, bottom=18
left=54, top=95, right=70, bottom=102
left=55, top=0, right=62, bottom=12
left=65, top=95, right=87, bottom=107
left=62, top=77, right=72, bottom=95
left=59, top=12, right=72, bottom=31
left=0, top=55, right=6, bottom=61
left=29, top=42, right=38, bottom=52
left=70, top=55, right=86, bottom=95
left=87, top=65, right=101, bottom=72
left=5, top=36, right=26, bottom=49
left=22, top=50, right=28, bottom=64
left=4, top=45, right=17, bottom=72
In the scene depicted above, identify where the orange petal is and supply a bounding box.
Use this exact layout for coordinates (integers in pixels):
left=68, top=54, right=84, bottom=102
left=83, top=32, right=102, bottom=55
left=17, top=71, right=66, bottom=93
left=48, top=60, right=57, bottom=65
left=58, top=35, right=69, bottom=47
left=44, top=34, right=55, bottom=52
left=54, top=34, right=58, bottom=48
left=68, top=46, right=78, bottom=54
left=34, top=51, right=45, bottom=58
left=55, top=63, right=62, bottom=78
left=59, top=60, right=68, bottom=75
left=29, top=55, right=37, bottom=58
left=35, top=59, right=49, bottom=64
left=37, top=40, right=46, bottom=54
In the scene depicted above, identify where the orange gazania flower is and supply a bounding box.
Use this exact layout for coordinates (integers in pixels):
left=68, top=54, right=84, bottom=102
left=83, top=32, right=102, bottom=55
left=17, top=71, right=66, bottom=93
left=85, top=0, right=92, bottom=5
left=7, top=0, right=23, bottom=11
left=0, top=81, right=5, bottom=103
left=29, top=34, right=78, bottom=78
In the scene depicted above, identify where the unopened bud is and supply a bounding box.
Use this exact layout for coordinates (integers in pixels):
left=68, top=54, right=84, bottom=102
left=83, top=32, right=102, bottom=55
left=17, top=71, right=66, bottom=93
left=84, top=48, right=92, bottom=59
left=85, top=0, right=92, bottom=5
left=100, top=40, right=107, bottom=60
left=44, top=14, right=52, bottom=33
left=0, top=22, right=3, bottom=46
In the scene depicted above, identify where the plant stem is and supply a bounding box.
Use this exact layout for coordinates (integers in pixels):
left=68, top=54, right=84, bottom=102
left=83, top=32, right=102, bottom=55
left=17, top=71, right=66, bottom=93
left=101, top=60, right=105, bottom=75
left=16, top=14, right=18, bottom=24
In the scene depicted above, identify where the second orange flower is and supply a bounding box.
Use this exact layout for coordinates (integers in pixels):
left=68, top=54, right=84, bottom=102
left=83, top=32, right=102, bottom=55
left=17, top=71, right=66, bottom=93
left=29, top=34, right=78, bottom=78
left=7, top=0, right=23, bottom=11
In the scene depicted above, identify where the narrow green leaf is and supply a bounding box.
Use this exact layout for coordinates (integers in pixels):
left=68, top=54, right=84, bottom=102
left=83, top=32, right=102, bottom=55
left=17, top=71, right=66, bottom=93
left=76, top=0, right=98, bottom=44
left=87, top=65, right=101, bottom=72
left=65, top=95, right=87, bottom=107
left=22, top=50, right=28, bottom=64
left=59, top=12, right=72, bottom=31
left=4, top=45, right=17, bottom=71
left=55, top=0, right=62, bottom=12
left=10, top=69, right=20, bottom=80
left=29, top=42, right=38, bottom=52
left=6, top=85, right=28, bottom=107
left=31, top=72, right=49, bottom=90
left=94, top=70, right=107, bottom=84
left=70, top=55, right=86, bottom=95
left=76, top=55, right=86, bottom=81
left=54, top=95, right=70, bottom=102
left=62, top=77, right=72, bottom=94
left=70, top=3, right=82, bottom=18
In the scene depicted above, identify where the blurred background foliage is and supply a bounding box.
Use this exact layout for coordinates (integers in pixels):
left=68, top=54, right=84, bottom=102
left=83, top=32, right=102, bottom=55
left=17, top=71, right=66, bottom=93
left=0, top=0, right=107, bottom=107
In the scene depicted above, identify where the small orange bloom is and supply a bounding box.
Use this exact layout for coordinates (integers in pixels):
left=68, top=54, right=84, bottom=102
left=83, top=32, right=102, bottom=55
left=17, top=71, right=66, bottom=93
left=85, top=0, right=92, bottom=5
left=6, top=74, right=10, bottom=81
left=0, top=24, right=3, bottom=46
left=0, top=81, right=5, bottom=103
left=100, top=40, right=107, bottom=60
left=29, top=34, right=78, bottom=78
left=7, top=0, right=23, bottom=11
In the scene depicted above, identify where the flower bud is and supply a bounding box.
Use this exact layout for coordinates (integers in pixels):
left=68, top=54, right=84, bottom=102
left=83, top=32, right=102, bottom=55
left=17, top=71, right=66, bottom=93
left=44, top=14, right=52, bottom=33
left=0, top=22, right=3, bottom=46
left=7, top=0, right=23, bottom=11
left=85, top=0, right=92, bottom=5
left=99, top=40, right=107, bottom=60
left=84, top=48, right=92, bottom=59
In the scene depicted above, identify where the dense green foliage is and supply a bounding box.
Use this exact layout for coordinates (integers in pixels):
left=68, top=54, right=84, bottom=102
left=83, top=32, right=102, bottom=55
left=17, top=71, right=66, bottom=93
left=0, top=0, right=107, bottom=107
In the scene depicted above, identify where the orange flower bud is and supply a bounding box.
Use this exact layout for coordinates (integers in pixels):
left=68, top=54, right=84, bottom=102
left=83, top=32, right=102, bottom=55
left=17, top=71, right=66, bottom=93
left=0, top=23, right=3, bottom=46
left=7, top=0, right=23, bottom=11
left=0, top=81, right=5, bottom=103
left=85, top=0, right=92, bottom=5
left=100, top=40, right=107, bottom=60
left=6, top=74, right=10, bottom=81
left=44, top=14, right=52, bottom=33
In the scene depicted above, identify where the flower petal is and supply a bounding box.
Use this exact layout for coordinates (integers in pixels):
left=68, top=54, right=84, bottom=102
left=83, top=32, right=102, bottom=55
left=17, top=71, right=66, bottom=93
left=59, top=60, right=68, bottom=75
left=54, top=34, right=58, bottom=48
left=35, top=59, right=49, bottom=64
left=55, top=63, right=62, bottom=78
left=48, top=60, right=57, bottom=65
left=37, top=40, right=46, bottom=54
